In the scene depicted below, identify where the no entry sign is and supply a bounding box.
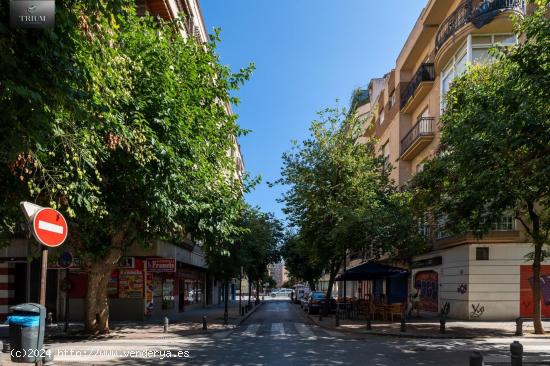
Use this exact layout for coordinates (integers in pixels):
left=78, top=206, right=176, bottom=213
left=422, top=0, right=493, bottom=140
left=32, top=208, right=68, bottom=247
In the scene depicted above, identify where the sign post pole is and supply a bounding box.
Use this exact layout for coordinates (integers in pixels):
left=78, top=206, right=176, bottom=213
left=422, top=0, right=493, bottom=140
left=39, top=247, right=48, bottom=306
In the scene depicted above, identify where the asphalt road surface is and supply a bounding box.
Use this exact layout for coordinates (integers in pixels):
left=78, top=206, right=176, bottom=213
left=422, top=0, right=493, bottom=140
left=21, top=299, right=550, bottom=365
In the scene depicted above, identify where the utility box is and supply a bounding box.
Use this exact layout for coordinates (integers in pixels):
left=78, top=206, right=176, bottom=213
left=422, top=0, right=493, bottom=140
left=8, top=303, right=46, bottom=363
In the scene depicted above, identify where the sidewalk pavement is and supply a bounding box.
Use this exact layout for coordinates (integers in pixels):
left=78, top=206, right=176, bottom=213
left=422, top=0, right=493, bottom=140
left=0, top=299, right=262, bottom=342
left=303, top=304, right=550, bottom=339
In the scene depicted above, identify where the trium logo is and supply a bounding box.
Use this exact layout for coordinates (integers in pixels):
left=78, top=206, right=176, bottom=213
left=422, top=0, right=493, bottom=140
left=10, top=0, right=55, bottom=28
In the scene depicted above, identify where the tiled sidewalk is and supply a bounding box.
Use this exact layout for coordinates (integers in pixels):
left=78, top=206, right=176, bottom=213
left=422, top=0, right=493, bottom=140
left=0, top=300, right=262, bottom=341
left=303, top=305, right=550, bottom=339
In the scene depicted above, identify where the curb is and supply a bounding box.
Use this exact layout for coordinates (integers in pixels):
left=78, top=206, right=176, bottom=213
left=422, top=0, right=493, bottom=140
left=32, top=303, right=265, bottom=341
left=303, top=305, right=547, bottom=340
left=237, top=301, right=264, bottom=326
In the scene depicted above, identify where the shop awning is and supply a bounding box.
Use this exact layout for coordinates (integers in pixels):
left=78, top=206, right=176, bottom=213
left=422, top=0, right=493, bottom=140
left=335, top=262, right=409, bottom=281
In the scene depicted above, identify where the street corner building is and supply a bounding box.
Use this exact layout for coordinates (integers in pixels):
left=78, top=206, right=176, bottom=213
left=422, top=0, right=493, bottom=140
left=337, top=0, right=548, bottom=321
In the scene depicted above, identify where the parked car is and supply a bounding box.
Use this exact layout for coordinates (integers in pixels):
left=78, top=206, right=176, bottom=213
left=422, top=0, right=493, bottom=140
left=306, top=291, right=325, bottom=314
left=306, top=291, right=337, bottom=314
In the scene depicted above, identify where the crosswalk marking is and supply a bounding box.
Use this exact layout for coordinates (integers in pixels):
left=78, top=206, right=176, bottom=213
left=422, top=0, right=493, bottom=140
left=271, top=322, right=285, bottom=336
left=243, top=323, right=260, bottom=336
left=295, top=323, right=315, bottom=338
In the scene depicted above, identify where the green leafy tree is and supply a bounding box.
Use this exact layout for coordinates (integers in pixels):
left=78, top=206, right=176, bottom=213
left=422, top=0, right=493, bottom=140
left=277, top=108, right=422, bottom=310
left=0, top=1, right=252, bottom=333
left=410, top=2, right=550, bottom=333
left=280, top=232, right=323, bottom=291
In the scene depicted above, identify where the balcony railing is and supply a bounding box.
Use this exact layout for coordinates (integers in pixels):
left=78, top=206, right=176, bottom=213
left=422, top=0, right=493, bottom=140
left=400, top=63, right=435, bottom=110
left=400, top=117, right=435, bottom=156
left=435, top=0, right=526, bottom=51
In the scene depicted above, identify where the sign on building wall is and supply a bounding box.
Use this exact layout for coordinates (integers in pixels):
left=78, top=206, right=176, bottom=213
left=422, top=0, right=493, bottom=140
left=147, top=258, right=176, bottom=273
left=414, top=270, right=439, bottom=313
left=119, top=269, right=143, bottom=298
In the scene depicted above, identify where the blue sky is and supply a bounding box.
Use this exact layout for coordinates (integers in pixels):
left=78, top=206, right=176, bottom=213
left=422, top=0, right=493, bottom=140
left=200, top=0, right=426, bottom=222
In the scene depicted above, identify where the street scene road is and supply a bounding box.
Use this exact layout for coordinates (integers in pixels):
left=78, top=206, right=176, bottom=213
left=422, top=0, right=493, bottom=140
left=2, top=299, right=548, bottom=365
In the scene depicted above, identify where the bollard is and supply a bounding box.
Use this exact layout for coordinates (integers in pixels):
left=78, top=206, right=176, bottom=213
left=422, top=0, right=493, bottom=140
left=224, top=311, right=228, bottom=325
left=241, top=307, right=245, bottom=316
left=440, top=317, right=446, bottom=334
left=335, top=310, right=340, bottom=327
left=510, top=340, right=523, bottom=366
left=318, top=310, right=323, bottom=321
left=202, top=315, right=207, bottom=331
left=400, top=317, right=406, bottom=332
left=163, top=316, right=169, bottom=333
left=469, top=351, right=483, bottom=366
left=515, top=318, right=523, bottom=336
left=42, top=349, right=54, bottom=366
left=366, top=313, right=372, bottom=330
left=2, top=342, right=10, bottom=353
left=47, top=312, right=53, bottom=326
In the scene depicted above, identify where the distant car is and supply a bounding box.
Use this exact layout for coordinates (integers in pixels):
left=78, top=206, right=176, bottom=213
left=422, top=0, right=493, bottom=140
left=271, top=288, right=292, bottom=298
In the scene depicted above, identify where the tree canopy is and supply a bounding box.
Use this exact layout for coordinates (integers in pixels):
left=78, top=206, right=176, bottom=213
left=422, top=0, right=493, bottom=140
left=0, top=0, right=252, bottom=333
left=277, top=108, right=422, bottom=303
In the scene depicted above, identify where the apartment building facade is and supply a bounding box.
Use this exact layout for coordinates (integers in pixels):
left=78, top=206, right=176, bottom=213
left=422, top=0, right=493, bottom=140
left=353, top=0, right=549, bottom=320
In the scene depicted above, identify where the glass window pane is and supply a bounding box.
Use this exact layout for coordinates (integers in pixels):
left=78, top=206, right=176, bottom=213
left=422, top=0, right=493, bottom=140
left=456, top=52, right=467, bottom=75
left=494, top=34, right=516, bottom=45
left=472, top=35, right=492, bottom=45
left=472, top=48, right=492, bottom=64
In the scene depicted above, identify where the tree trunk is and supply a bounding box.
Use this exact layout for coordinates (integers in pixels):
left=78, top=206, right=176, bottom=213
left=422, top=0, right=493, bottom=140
left=532, top=242, right=544, bottom=334
left=526, top=201, right=544, bottom=334
left=308, top=280, right=316, bottom=292
left=255, top=279, right=260, bottom=304
left=84, top=235, right=123, bottom=334
left=248, top=277, right=252, bottom=306
left=224, top=279, right=229, bottom=325
left=323, top=260, right=341, bottom=316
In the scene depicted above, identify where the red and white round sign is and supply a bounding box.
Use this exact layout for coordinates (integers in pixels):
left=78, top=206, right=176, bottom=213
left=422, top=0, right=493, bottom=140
left=32, top=208, right=68, bottom=247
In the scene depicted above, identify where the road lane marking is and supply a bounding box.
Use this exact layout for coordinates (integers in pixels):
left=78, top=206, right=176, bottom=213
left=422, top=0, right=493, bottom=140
left=271, top=323, right=285, bottom=336
left=243, top=323, right=260, bottom=336
left=295, top=323, right=315, bottom=338
left=38, top=220, right=64, bottom=234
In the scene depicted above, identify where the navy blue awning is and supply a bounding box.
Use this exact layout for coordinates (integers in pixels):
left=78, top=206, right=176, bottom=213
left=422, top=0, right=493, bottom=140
left=335, top=262, right=409, bottom=281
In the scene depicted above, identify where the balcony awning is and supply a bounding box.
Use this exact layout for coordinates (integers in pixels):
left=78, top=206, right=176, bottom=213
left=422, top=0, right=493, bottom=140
left=335, top=262, right=409, bottom=281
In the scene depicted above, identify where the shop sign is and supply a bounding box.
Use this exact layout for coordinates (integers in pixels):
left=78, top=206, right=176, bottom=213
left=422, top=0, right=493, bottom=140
left=411, top=256, right=442, bottom=269
left=119, top=269, right=143, bottom=298
left=147, top=258, right=176, bottom=272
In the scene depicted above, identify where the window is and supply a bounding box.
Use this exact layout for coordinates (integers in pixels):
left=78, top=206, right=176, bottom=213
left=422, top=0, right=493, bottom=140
left=492, top=215, right=515, bottom=231
left=476, top=247, right=489, bottom=261
left=440, top=42, right=467, bottom=112
left=436, top=214, right=451, bottom=239
left=416, top=160, right=427, bottom=173
left=440, top=34, right=517, bottom=112
left=389, top=92, right=395, bottom=108
left=471, top=34, right=517, bottom=65
left=381, top=140, right=390, bottom=170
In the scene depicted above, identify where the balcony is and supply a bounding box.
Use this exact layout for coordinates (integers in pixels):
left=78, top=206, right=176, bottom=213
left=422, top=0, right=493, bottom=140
left=435, top=0, right=526, bottom=51
left=400, top=117, right=436, bottom=160
left=400, top=63, right=435, bottom=113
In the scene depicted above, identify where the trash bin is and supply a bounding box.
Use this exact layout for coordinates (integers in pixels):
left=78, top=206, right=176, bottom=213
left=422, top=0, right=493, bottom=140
left=8, top=303, right=46, bottom=363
